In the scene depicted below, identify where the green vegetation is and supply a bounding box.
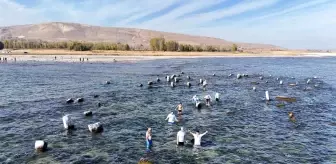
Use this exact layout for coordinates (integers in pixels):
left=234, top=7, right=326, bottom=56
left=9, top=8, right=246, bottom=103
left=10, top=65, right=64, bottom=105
left=165, top=40, right=179, bottom=51
left=149, top=37, right=235, bottom=52
left=0, top=41, right=4, bottom=50
left=149, top=37, right=166, bottom=51
left=1, top=38, right=239, bottom=53
left=232, top=44, right=238, bottom=52
left=178, top=44, right=194, bottom=52
left=2, top=39, right=131, bottom=51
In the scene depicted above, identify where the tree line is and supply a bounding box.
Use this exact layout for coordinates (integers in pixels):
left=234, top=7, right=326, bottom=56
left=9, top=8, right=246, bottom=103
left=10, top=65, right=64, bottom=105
left=1, top=40, right=131, bottom=51
left=0, top=38, right=238, bottom=52
left=150, top=37, right=238, bottom=52
left=0, top=41, right=4, bottom=50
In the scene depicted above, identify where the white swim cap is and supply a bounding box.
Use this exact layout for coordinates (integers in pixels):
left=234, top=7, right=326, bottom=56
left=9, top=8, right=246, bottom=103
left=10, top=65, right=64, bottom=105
left=181, top=127, right=184, bottom=131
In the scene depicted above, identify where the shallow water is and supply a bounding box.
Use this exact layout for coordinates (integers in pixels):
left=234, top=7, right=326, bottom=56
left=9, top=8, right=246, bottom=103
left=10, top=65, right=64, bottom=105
left=0, top=57, right=336, bottom=164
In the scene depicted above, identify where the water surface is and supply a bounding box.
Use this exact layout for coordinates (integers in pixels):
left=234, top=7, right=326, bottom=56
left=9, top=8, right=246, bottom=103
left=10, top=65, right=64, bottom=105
left=0, top=57, right=335, bottom=164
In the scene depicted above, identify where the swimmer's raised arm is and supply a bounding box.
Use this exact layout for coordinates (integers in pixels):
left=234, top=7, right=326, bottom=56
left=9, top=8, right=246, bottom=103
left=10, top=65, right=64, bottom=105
left=200, top=131, right=208, bottom=137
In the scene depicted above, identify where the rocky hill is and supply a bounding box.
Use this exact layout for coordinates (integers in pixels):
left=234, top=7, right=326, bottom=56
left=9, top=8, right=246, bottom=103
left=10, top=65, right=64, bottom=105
left=0, top=22, right=282, bottom=50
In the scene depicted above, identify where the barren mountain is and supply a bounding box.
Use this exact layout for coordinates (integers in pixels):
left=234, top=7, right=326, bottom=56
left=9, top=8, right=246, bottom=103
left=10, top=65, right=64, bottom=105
left=0, top=22, right=282, bottom=50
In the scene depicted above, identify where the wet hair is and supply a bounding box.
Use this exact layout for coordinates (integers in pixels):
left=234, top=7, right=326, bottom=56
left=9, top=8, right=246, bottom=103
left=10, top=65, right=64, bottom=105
left=196, top=130, right=200, bottom=133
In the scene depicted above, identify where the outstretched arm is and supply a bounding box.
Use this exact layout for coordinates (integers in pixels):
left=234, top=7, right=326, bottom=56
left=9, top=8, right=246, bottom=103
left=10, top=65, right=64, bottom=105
left=200, top=131, right=208, bottom=137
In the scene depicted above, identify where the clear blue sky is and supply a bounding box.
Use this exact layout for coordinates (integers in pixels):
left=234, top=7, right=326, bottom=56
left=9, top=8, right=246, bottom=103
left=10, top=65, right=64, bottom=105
left=1, top=0, right=335, bottom=49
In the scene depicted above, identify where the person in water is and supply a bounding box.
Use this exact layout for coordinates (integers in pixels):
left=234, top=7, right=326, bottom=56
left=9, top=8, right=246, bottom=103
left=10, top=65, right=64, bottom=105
left=192, top=95, right=200, bottom=102
left=189, top=130, right=208, bottom=146
left=204, top=95, right=212, bottom=106
left=288, top=112, right=296, bottom=122
left=176, top=127, right=186, bottom=146
left=166, top=112, right=178, bottom=124
left=215, top=93, right=220, bottom=101
left=146, top=128, right=152, bottom=151
left=176, top=103, right=183, bottom=114
left=202, top=80, right=207, bottom=87
left=192, top=95, right=202, bottom=108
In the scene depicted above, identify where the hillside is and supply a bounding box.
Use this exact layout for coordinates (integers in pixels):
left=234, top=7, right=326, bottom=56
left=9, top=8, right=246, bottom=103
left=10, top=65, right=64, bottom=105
left=0, top=22, right=282, bottom=50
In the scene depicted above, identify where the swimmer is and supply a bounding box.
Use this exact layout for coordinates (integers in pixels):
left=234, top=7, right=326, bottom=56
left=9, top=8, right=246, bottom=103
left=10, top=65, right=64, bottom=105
left=202, top=80, right=207, bottom=87
left=215, top=93, right=220, bottom=101
left=176, top=103, right=183, bottom=114
left=288, top=112, right=296, bottom=122
left=189, top=130, right=208, bottom=146
left=165, top=112, right=178, bottom=124
left=204, top=95, right=212, bottom=106
left=192, top=95, right=200, bottom=102
left=176, top=127, right=186, bottom=146
left=146, top=128, right=152, bottom=151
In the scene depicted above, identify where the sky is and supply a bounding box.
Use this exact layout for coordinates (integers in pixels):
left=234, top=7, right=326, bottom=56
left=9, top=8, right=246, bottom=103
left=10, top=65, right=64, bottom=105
left=0, top=0, right=335, bottom=49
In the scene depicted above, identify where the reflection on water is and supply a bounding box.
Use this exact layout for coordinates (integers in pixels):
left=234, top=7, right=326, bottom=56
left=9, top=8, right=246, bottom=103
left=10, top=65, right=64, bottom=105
left=0, top=57, right=335, bottom=163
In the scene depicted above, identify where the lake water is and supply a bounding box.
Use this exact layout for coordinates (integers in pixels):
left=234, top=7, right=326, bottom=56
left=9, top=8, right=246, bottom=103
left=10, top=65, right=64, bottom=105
left=0, top=57, right=335, bottom=164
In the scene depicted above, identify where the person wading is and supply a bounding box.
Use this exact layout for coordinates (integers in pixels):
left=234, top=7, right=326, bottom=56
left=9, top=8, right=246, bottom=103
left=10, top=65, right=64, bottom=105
left=146, top=128, right=152, bottom=152
left=176, top=127, right=186, bottom=146
left=166, top=112, right=178, bottom=124
left=189, top=130, right=208, bottom=146
left=204, top=95, right=212, bottom=106
left=176, top=103, right=183, bottom=115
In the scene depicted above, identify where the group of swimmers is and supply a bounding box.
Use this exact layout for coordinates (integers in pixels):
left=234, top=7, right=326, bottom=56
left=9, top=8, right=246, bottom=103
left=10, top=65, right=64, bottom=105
left=79, top=58, right=89, bottom=62
left=146, top=92, right=220, bottom=152
left=192, top=93, right=219, bottom=107
left=0, top=57, right=8, bottom=62
left=146, top=127, right=208, bottom=151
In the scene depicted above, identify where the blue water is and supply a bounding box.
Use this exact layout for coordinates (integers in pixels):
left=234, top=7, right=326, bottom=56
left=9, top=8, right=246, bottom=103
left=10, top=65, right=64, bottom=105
left=0, top=57, right=335, bottom=163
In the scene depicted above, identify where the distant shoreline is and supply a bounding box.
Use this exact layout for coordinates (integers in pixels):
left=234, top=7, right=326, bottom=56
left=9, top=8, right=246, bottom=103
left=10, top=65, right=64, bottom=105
left=0, top=49, right=335, bottom=63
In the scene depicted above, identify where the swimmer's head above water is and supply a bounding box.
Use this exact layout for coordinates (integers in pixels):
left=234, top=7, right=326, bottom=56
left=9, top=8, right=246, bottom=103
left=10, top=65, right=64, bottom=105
left=288, top=112, right=296, bottom=122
